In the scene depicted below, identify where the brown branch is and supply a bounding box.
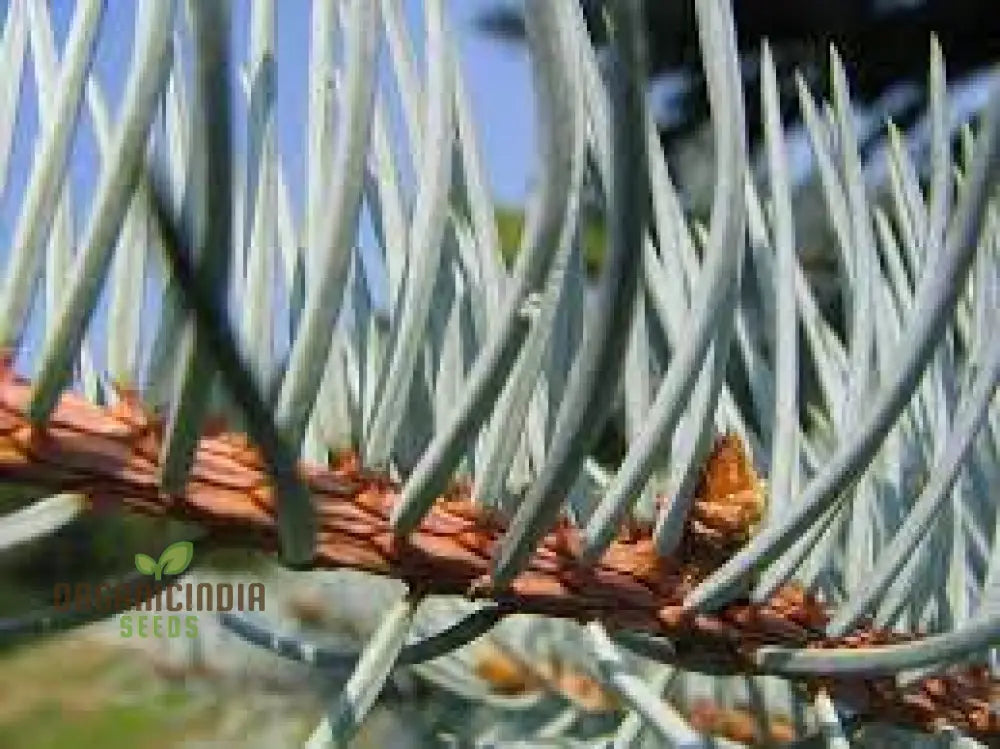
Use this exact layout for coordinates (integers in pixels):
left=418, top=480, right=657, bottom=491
left=0, top=361, right=996, bottom=738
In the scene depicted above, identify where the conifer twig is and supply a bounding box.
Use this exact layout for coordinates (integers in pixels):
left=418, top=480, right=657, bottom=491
left=0, top=360, right=995, bottom=738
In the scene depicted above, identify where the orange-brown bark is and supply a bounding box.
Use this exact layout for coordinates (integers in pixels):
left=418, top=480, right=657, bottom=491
left=0, top=362, right=996, bottom=738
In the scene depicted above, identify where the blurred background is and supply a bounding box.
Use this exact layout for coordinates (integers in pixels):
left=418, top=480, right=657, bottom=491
left=0, top=0, right=996, bottom=746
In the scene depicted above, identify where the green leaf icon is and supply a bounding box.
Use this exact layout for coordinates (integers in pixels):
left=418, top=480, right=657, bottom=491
left=134, top=542, right=194, bottom=581
left=158, top=540, right=194, bottom=578
left=134, top=553, right=157, bottom=577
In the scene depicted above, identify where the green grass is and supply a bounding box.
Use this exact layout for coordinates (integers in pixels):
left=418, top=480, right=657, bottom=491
left=0, top=631, right=281, bottom=748
left=0, top=634, right=189, bottom=748
left=495, top=205, right=607, bottom=275
left=3, top=700, right=186, bottom=749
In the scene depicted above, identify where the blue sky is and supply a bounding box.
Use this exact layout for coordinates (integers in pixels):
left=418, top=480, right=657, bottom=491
left=0, top=1, right=539, bottom=376
left=0, top=0, right=536, bottom=258
left=1, top=0, right=996, bottom=379
left=3, top=1, right=996, bottom=261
